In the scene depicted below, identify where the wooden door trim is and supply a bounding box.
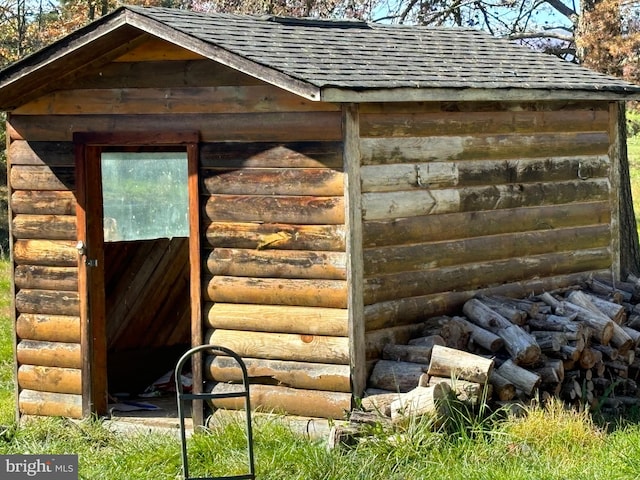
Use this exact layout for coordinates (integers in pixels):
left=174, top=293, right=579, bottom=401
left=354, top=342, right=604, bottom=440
left=74, top=131, right=201, bottom=418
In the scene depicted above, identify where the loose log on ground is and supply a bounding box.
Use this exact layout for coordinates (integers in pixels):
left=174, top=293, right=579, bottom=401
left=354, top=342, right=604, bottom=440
left=361, top=390, right=403, bottom=417
left=382, top=344, right=435, bottom=364
left=462, top=299, right=540, bottom=364
left=390, top=384, right=452, bottom=422
left=455, top=317, right=504, bottom=352
left=489, top=370, right=516, bottom=401
left=427, top=376, right=490, bottom=404
left=427, top=345, right=494, bottom=384
left=368, top=360, right=428, bottom=392
left=496, top=359, right=541, bottom=396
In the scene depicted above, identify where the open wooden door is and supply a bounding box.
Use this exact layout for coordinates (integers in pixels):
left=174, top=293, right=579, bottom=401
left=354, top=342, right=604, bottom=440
left=74, top=132, right=201, bottom=421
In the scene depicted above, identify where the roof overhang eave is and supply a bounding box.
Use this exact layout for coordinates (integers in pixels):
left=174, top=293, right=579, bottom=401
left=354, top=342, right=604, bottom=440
left=320, top=86, right=640, bottom=103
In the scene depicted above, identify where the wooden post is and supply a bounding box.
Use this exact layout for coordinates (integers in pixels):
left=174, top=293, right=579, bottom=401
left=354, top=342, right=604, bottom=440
left=343, top=104, right=366, bottom=405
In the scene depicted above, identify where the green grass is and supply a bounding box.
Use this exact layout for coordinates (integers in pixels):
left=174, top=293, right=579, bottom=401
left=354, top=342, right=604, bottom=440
left=628, top=137, right=640, bottom=236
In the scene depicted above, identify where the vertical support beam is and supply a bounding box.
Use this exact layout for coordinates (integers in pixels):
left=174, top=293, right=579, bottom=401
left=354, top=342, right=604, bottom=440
left=609, top=101, right=622, bottom=280
left=6, top=114, right=19, bottom=422
left=187, top=140, right=204, bottom=427
left=343, top=104, right=366, bottom=404
left=75, top=141, right=107, bottom=416
left=611, top=101, right=640, bottom=278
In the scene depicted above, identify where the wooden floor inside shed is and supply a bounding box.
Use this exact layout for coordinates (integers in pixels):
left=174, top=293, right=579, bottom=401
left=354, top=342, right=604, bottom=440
left=107, top=395, right=193, bottom=431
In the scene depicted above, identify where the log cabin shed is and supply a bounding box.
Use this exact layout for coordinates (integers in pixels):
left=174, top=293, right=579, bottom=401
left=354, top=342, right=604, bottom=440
left=1, top=5, right=640, bottom=424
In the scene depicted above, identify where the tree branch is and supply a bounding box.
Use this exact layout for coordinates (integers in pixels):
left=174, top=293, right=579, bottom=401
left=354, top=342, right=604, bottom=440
left=509, top=30, right=574, bottom=42
left=543, top=0, right=577, bottom=20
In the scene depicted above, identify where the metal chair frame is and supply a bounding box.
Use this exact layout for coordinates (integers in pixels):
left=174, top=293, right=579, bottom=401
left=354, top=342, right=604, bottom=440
left=175, top=345, right=255, bottom=480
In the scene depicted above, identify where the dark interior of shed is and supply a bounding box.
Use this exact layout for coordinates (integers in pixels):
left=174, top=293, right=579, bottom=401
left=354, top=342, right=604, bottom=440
left=103, top=238, right=191, bottom=412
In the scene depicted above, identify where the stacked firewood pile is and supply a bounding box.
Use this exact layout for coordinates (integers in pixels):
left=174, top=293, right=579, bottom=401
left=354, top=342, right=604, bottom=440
left=363, top=276, right=640, bottom=420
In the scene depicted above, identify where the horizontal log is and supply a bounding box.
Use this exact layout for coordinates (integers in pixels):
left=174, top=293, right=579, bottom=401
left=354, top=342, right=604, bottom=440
left=496, top=359, right=541, bottom=396
left=382, top=343, right=435, bottom=364
left=13, top=240, right=78, bottom=266
left=368, top=360, right=427, bottom=392
left=463, top=299, right=540, bottom=365
left=428, top=345, right=494, bottom=383
left=201, top=141, right=343, bottom=169
left=362, top=179, right=609, bottom=221
left=16, top=314, right=80, bottom=342
left=16, top=289, right=79, bottom=316
left=362, top=201, right=610, bottom=247
left=365, top=323, right=426, bottom=360
left=9, top=112, right=343, bottom=142
left=19, top=389, right=82, bottom=418
left=205, top=276, right=348, bottom=308
left=489, top=370, right=516, bottom=401
left=364, top=225, right=610, bottom=276
left=8, top=140, right=74, bottom=166
left=203, top=167, right=343, bottom=196
left=556, top=300, right=615, bottom=345
left=15, top=265, right=78, bottom=291
left=363, top=271, right=609, bottom=330
left=17, top=365, right=82, bottom=394
left=364, top=248, right=612, bottom=304
left=390, top=384, right=451, bottom=421
left=205, top=222, right=346, bottom=251
left=12, top=214, right=77, bottom=240
left=205, top=195, right=345, bottom=224
left=209, top=383, right=351, bottom=419
left=205, top=303, right=348, bottom=336
left=15, top=85, right=339, bottom=115
left=360, top=132, right=609, bottom=165
left=361, top=156, right=609, bottom=192
left=359, top=108, right=609, bottom=137
left=17, top=340, right=81, bottom=368
left=11, top=190, right=77, bottom=215
left=206, top=356, right=350, bottom=392
left=10, top=165, right=75, bottom=191
left=455, top=317, right=504, bottom=352
left=205, top=329, right=349, bottom=364
left=206, top=248, right=347, bottom=280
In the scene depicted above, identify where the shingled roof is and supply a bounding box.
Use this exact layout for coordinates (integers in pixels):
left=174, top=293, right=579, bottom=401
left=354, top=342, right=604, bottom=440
left=1, top=5, right=639, bottom=107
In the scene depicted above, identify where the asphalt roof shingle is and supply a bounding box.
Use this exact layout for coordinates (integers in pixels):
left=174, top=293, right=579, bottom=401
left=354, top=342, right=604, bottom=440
left=128, top=6, right=640, bottom=94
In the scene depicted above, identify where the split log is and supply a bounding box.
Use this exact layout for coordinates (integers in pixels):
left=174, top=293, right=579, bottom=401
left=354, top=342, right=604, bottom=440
left=489, top=370, right=516, bottom=401
left=390, top=384, right=452, bottom=421
left=427, top=345, right=494, bottom=384
left=496, top=359, right=541, bottom=396
left=368, top=360, right=428, bottom=392
left=382, top=344, right=434, bottom=364
left=462, top=299, right=540, bottom=364
left=455, top=317, right=504, bottom=352
left=210, top=383, right=351, bottom=419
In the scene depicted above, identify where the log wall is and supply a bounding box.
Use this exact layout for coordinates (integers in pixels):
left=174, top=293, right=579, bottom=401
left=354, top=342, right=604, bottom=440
left=359, top=101, right=616, bottom=359
left=7, top=38, right=349, bottom=419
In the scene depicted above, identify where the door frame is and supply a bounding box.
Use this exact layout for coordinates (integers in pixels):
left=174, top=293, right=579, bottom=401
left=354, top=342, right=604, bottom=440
left=73, top=131, right=201, bottom=419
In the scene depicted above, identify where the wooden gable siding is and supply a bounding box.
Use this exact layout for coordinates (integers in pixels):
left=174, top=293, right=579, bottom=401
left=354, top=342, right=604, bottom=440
left=359, top=101, right=614, bottom=360
left=7, top=41, right=350, bottom=419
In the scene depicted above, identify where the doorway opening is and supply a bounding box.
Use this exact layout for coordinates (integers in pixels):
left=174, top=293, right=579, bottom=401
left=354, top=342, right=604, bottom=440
left=101, top=151, right=191, bottom=420
left=75, top=132, right=201, bottom=425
